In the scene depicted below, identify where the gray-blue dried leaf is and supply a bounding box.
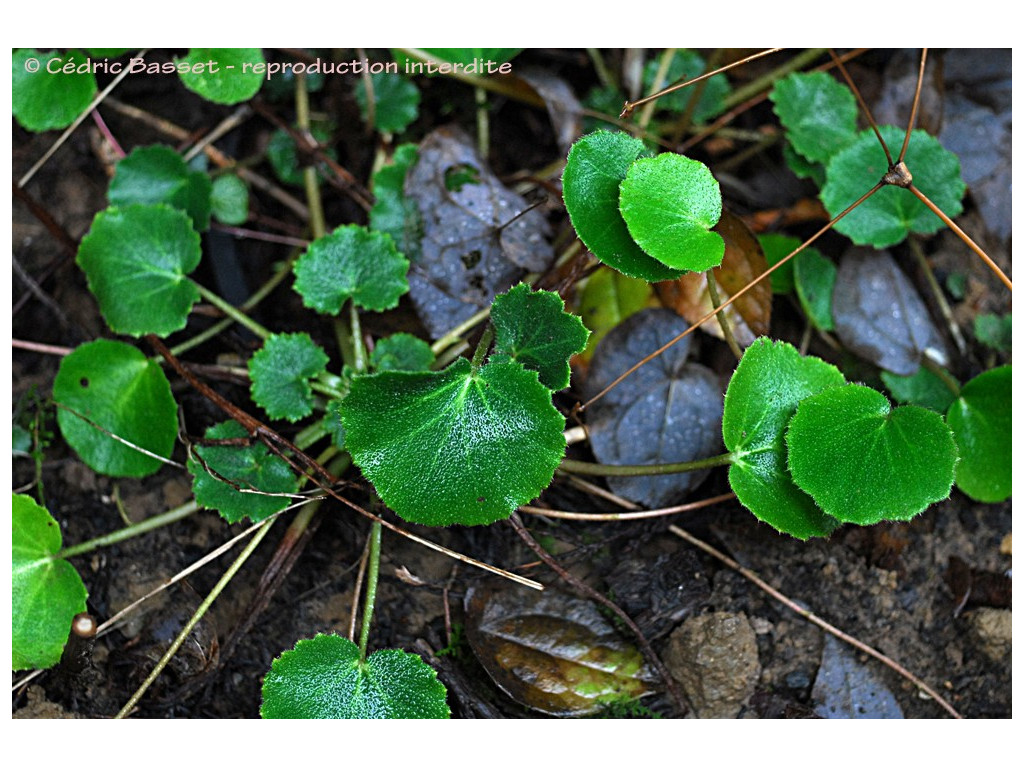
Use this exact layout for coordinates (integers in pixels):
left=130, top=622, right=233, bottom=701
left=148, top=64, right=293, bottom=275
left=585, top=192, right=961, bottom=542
left=404, top=126, right=554, bottom=339
left=812, top=634, right=904, bottom=719
left=832, top=248, right=949, bottom=376
left=582, top=309, right=723, bottom=507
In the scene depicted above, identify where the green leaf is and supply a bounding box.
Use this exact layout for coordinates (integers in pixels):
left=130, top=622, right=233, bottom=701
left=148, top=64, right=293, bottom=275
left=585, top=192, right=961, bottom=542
left=293, top=225, right=409, bottom=314
left=266, top=124, right=337, bottom=187
left=490, top=284, right=590, bottom=391
left=368, top=143, right=422, bottom=260
left=354, top=73, right=420, bottom=134
left=786, top=384, right=958, bottom=524
left=248, top=333, right=329, bottom=422
left=177, top=48, right=263, bottom=105
left=881, top=366, right=958, bottom=413
left=77, top=204, right=201, bottom=336
left=782, top=143, right=826, bottom=187
left=188, top=420, right=298, bottom=523
left=974, top=313, right=1011, bottom=353
left=770, top=71, right=858, bottom=164
left=946, top=366, right=1011, bottom=503
left=210, top=174, right=249, bottom=225
left=793, top=247, right=837, bottom=331
left=619, top=153, right=724, bottom=272
left=53, top=340, right=178, bottom=478
left=723, top=339, right=846, bottom=539
left=12, top=494, right=89, bottom=671
left=821, top=127, right=965, bottom=248
left=578, top=266, right=655, bottom=361
left=108, top=145, right=212, bottom=231
left=261, top=634, right=449, bottom=719
left=562, top=131, right=684, bottom=282
left=642, top=49, right=730, bottom=123
left=13, top=49, right=97, bottom=132
left=757, top=234, right=799, bottom=294
left=340, top=358, right=566, bottom=526
left=370, top=333, right=434, bottom=373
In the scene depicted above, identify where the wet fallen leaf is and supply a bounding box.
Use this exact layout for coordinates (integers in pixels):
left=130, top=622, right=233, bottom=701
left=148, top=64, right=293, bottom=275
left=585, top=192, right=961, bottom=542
left=464, top=579, right=657, bottom=716
left=832, top=248, right=949, bottom=376
left=812, top=634, right=904, bottom=719
left=515, top=67, right=583, bottom=155
left=404, top=126, right=554, bottom=339
left=656, top=208, right=771, bottom=347
left=583, top=308, right=723, bottom=508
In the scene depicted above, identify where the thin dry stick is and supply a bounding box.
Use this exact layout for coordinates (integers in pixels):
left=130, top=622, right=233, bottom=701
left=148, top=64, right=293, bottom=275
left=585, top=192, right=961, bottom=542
left=678, top=49, right=867, bottom=155
left=115, top=515, right=277, bottom=718
left=52, top=403, right=186, bottom=470
left=909, top=184, right=1012, bottom=290
left=828, top=49, right=893, bottom=166
left=17, top=48, right=150, bottom=188
left=508, top=513, right=690, bottom=717
left=667, top=524, right=963, bottom=719
left=621, top=48, right=783, bottom=119
left=899, top=48, right=928, bottom=163
left=520, top=492, right=735, bottom=522
left=580, top=183, right=884, bottom=412
left=182, top=105, right=253, bottom=163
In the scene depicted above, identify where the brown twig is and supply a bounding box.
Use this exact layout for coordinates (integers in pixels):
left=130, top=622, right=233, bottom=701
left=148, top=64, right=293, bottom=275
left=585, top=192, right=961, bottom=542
left=667, top=524, right=963, bottom=719
left=621, top=48, right=783, bottom=119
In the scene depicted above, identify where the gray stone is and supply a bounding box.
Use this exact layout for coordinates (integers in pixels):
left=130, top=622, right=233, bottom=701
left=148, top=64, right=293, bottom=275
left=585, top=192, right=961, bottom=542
left=663, top=611, right=760, bottom=718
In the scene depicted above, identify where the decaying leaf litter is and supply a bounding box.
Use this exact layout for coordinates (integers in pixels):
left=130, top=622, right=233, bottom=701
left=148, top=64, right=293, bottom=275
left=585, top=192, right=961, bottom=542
left=12, top=48, right=1010, bottom=718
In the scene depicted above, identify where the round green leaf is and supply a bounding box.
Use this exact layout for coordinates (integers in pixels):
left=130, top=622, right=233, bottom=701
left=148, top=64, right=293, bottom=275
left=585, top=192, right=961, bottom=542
left=54, top=340, right=178, bottom=477
left=821, top=126, right=965, bottom=248
left=188, top=420, right=298, bottom=524
left=946, top=366, right=1010, bottom=503
left=490, top=284, right=590, bottom=391
left=619, top=153, right=724, bottom=272
left=340, top=358, right=566, bottom=526
left=723, top=338, right=846, bottom=539
left=293, top=224, right=409, bottom=314
left=248, top=333, right=329, bottom=422
left=177, top=48, right=263, bottom=105
left=770, top=71, right=858, bottom=164
left=76, top=204, right=202, bottom=336
left=13, top=49, right=97, bottom=132
left=562, top=131, right=684, bottom=282
left=108, top=145, right=212, bottom=230
left=210, top=174, right=249, bottom=225
left=13, top=494, right=89, bottom=670
left=786, top=384, right=958, bottom=525
left=261, top=634, right=449, bottom=719
left=370, top=333, right=435, bottom=373
left=354, top=73, right=420, bottom=134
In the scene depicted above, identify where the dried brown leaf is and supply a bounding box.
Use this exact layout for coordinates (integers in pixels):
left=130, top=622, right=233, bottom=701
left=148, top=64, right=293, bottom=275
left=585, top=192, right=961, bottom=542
left=656, top=208, right=771, bottom=346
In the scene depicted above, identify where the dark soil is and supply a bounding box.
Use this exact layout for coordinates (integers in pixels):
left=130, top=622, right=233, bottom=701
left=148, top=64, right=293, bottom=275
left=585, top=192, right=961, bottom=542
left=12, top=48, right=1011, bottom=719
